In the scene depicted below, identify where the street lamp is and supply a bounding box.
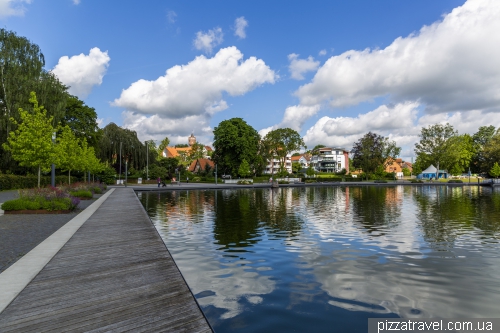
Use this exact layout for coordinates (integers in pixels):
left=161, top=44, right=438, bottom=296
left=51, top=132, right=56, bottom=187
left=119, top=141, right=122, bottom=185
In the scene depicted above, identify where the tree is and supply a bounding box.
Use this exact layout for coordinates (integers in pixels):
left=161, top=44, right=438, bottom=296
left=55, top=125, right=81, bottom=184
left=60, top=95, right=100, bottom=149
left=213, top=118, right=261, bottom=176
left=414, top=123, right=457, bottom=173
left=189, top=142, right=205, bottom=161
left=402, top=167, right=411, bottom=177
left=292, top=162, right=302, bottom=174
left=351, top=132, right=401, bottom=177
left=446, top=134, right=475, bottom=175
left=97, top=123, right=147, bottom=172
left=483, top=131, right=500, bottom=173
left=490, top=162, right=500, bottom=178
left=1, top=29, right=68, bottom=172
left=262, top=128, right=305, bottom=176
left=472, top=126, right=496, bottom=173
left=310, top=144, right=325, bottom=156
left=238, top=159, right=251, bottom=178
left=2, top=92, right=56, bottom=187
left=157, top=136, right=170, bottom=158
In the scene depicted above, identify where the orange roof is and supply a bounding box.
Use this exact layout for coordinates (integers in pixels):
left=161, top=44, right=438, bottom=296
left=291, top=155, right=301, bottom=161
left=164, top=146, right=191, bottom=157
left=188, top=158, right=214, bottom=172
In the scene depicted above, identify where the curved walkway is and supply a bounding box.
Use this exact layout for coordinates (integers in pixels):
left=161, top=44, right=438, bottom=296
left=0, top=188, right=212, bottom=332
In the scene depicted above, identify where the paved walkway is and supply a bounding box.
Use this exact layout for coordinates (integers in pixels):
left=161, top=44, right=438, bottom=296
left=0, top=188, right=212, bottom=332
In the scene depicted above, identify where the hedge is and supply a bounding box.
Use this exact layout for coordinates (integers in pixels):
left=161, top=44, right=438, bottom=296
left=0, top=175, right=79, bottom=191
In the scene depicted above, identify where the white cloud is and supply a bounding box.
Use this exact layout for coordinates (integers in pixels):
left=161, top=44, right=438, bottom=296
left=295, top=0, right=500, bottom=114
left=288, top=53, right=320, bottom=80
left=319, top=49, right=327, bottom=56
left=280, top=104, right=321, bottom=131
left=72, top=0, right=80, bottom=5
left=303, top=102, right=420, bottom=150
left=234, top=16, right=248, bottom=39
left=167, top=10, right=176, bottom=24
left=116, top=46, right=276, bottom=142
left=193, top=27, right=223, bottom=54
left=114, top=46, right=276, bottom=118
left=122, top=111, right=213, bottom=144
left=52, top=47, right=110, bottom=99
left=0, top=0, right=31, bottom=18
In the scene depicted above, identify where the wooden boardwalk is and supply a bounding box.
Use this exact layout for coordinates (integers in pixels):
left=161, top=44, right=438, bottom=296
left=0, top=188, right=212, bottom=332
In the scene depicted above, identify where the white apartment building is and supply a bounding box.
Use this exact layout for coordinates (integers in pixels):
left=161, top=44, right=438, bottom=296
left=264, top=154, right=292, bottom=174
left=310, top=147, right=349, bottom=173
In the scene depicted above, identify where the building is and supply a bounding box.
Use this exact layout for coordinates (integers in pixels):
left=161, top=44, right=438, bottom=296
left=264, top=154, right=292, bottom=174
left=291, top=154, right=311, bottom=169
left=188, top=158, right=215, bottom=173
left=417, top=165, right=448, bottom=180
left=384, top=158, right=413, bottom=177
left=310, top=147, right=349, bottom=173
left=162, top=133, right=212, bottom=160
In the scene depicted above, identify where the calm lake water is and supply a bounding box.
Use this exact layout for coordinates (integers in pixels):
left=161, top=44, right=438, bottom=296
left=138, top=186, right=500, bottom=333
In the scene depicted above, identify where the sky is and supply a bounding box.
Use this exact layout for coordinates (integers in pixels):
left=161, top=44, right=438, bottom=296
left=2, top=0, right=500, bottom=160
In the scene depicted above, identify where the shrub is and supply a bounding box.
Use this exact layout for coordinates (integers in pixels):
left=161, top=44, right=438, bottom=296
left=1, top=197, right=76, bottom=211
left=278, top=180, right=289, bottom=184
left=305, top=179, right=316, bottom=183
left=374, top=180, right=388, bottom=183
left=448, top=179, right=463, bottom=183
left=193, top=177, right=201, bottom=182
left=410, top=179, right=424, bottom=183
left=69, top=190, right=93, bottom=198
left=237, top=180, right=252, bottom=185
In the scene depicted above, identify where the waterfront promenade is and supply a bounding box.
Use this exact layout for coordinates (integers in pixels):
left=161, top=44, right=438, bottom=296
left=0, top=188, right=212, bottom=332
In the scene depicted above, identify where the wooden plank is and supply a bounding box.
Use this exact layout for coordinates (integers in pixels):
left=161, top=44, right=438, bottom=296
left=0, top=188, right=212, bottom=333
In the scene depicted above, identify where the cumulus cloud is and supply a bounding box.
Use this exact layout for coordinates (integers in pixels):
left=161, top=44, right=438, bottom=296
left=319, top=49, right=327, bottom=56
left=52, top=47, right=110, bottom=99
left=234, top=16, right=248, bottom=39
left=295, top=0, right=500, bottom=114
left=122, top=111, right=213, bottom=144
left=303, top=102, right=420, bottom=150
left=113, top=46, right=276, bottom=118
left=72, top=0, right=80, bottom=5
left=302, top=102, right=500, bottom=158
left=193, top=27, right=223, bottom=54
left=0, top=0, right=31, bottom=18
left=288, top=53, right=320, bottom=80
left=116, top=46, right=276, bottom=142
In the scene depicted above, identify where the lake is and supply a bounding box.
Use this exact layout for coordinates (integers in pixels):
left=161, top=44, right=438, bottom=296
left=137, top=186, right=500, bottom=333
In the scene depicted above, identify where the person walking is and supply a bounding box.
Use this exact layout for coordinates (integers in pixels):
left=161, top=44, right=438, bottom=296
left=157, top=177, right=161, bottom=187
left=187, top=176, right=189, bottom=183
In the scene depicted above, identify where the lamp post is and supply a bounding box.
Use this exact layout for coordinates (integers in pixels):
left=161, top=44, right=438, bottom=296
left=119, top=141, right=122, bottom=185
left=146, top=140, right=149, bottom=180
left=125, top=158, right=128, bottom=187
left=51, top=132, right=56, bottom=187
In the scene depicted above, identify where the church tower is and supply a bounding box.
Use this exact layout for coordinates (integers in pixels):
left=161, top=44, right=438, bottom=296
left=188, top=133, right=196, bottom=146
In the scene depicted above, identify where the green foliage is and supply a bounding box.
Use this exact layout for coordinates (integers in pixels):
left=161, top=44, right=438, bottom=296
left=1, top=29, right=68, bottom=172
left=447, top=179, right=463, bottom=183
left=97, top=123, right=147, bottom=173
left=483, top=132, right=500, bottom=173
left=238, top=159, right=251, bottom=178
left=490, top=162, right=500, bottom=178
left=471, top=126, right=496, bottom=173
left=310, top=144, right=325, bottom=156
left=292, top=161, right=302, bottom=174
left=374, top=180, right=388, bottom=183
left=213, top=118, right=261, bottom=176
left=69, top=189, right=93, bottom=198
left=2, top=92, right=57, bottom=187
left=96, top=166, right=116, bottom=185
left=237, top=180, right=252, bottom=185
left=192, top=176, right=201, bottom=182
left=351, top=132, right=401, bottom=176
left=306, top=164, right=315, bottom=177
left=414, top=123, right=457, bottom=171
left=410, top=179, right=424, bottom=183
left=402, top=167, right=411, bottom=177
left=60, top=95, right=100, bottom=148
left=157, top=136, right=170, bottom=157
left=263, top=128, right=305, bottom=175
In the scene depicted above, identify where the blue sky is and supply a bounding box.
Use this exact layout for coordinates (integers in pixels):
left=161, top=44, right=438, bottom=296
left=2, top=0, right=499, bottom=160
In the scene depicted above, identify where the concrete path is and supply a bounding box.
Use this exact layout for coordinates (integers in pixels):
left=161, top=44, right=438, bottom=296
left=0, top=188, right=212, bottom=332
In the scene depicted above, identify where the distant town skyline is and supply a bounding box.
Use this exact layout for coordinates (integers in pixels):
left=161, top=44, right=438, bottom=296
left=1, top=0, right=499, bottom=160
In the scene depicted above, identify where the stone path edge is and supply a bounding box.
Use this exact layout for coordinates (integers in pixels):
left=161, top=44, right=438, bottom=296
left=0, top=188, right=116, bottom=314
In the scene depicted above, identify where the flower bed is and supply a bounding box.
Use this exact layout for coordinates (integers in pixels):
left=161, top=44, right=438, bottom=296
left=1, top=186, right=80, bottom=213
